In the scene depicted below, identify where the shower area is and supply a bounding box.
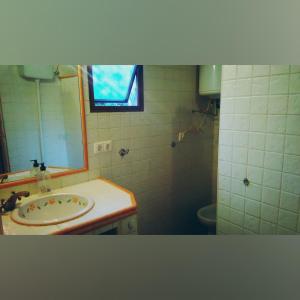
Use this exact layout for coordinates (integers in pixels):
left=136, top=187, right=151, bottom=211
left=217, top=65, right=300, bottom=234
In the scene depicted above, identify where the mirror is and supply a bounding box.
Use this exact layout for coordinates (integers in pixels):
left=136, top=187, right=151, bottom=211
left=0, top=65, right=88, bottom=187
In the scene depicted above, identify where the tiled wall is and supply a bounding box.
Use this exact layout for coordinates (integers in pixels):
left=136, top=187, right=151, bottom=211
left=211, top=116, right=219, bottom=203
left=82, top=65, right=215, bottom=234
left=0, top=65, right=215, bottom=234
left=217, top=65, right=300, bottom=234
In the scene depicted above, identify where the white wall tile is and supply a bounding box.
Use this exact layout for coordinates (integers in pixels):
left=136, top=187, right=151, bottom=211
left=230, top=209, right=244, bottom=226
left=245, top=199, right=261, bottom=217
left=250, top=115, right=267, bottom=132
left=263, top=169, right=282, bottom=189
left=286, top=115, right=300, bottom=135
left=219, top=190, right=231, bottom=206
left=268, top=95, right=288, bottom=114
left=247, top=166, right=263, bottom=184
left=270, top=75, right=289, bottom=95
left=288, top=94, right=300, bottom=114
left=261, top=204, right=278, bottom=223
left=220, top=114, right=234, bottom=130
left=253, top=65, right=270, bottom=77
left=297, top=218, right=300, bottom=233
left=219, top=161, right=231, bottom=177
left=231, top=163, right=247, bottom=179
left=289, top=73, right=300, bottom=94
left=233, top=115, right=250, bottom=131
left=290, top=65, right=300, bottom=73
left=235, top=79, right=252, bottom=97
left=221, top=99, right=235, bottom=114
left=232, top=131, right=248, bottom=147
left=282, top=173, right=300, bottom=195
left=229, top=223, right=244, bottom=234
left=278, top=209, right=298, bottom=231
left=283, top=154, right=300, bottom=175
left=219, top=145, right=232, bottom=162
left=245, top=183, right=262, bottom=201
left=244, top=214, right=260, bottom=233
left=219, top=130, right=233, bottom=146
left=218, top=204, right=231, bottom=220
left=234, top=97, right=250, bottom=114
left=231, top=179, right=245, bottom=196
left=262, top=187, right=280, bottom=207
left=252, top=77, right=269, bottom=96
left=271, top=65, right=290, bottom=75
left=280, top=192, right=299, bottom=212
left=260, top=220, right=277, bottom=234
left=264, top=152, right=283, bottom=171
left=232, top=147, right=247, bottom=164
left=217, top=219, right=230, bottom=233
left=267, top=115, right=286, bottom=134
left=250, top=96, right=268, bottom=114
left=285, top=135, right=300, bottom=155
left=219, top=175, right=231, bottom=192
left=222, top=65, right=237, bottom=81
left=230, top=194, right=245, bottom=211
left=221, top=80, right=236, bottom=98
left=248, top=132, right=266, bottom=150
left=237, top=65, right=252, bottom=78
left=266, top=134, right=285, bottom=153
left=248, top=149, right=264, bottom=167
left=277, top=226, right=297, bottom=235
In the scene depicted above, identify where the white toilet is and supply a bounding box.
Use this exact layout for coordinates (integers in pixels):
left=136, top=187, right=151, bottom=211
left=197, top=203, right=216, bottom=233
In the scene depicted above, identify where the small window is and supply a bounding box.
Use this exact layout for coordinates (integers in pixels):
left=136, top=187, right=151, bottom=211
left=87, top=65, right=144, bottom=112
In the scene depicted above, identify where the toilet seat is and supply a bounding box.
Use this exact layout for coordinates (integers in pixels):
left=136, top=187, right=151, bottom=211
left=197, top=203, right=216, bottom=227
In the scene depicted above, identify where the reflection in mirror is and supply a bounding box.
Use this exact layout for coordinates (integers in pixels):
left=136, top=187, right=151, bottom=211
left=0, top=65, right=86, bottom=184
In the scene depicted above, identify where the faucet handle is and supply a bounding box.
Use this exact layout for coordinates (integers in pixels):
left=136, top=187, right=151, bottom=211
left=10, top=191, right=20, bottom=200
left=11, top=191, right=30, bottom=200
left=1, top=191, right=30, bottom=213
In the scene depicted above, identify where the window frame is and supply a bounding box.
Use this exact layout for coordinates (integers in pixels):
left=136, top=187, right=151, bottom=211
left=87, top=65, right=144, bottom=112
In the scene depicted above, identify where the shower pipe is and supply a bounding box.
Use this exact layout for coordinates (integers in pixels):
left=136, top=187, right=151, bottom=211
left=35, top=79, right=44, bottom=163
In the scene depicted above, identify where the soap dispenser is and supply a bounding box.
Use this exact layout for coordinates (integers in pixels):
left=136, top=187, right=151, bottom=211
left=37, top=163, right=51, bottom=193
left=30, top=160, right=40, bottom=177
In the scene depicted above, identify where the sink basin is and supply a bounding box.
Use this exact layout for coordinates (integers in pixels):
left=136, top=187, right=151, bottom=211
left=11, top=193, right=94, bottom=226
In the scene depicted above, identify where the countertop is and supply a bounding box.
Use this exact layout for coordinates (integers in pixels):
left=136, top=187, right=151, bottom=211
left=2, top=178, right=137, bottom=235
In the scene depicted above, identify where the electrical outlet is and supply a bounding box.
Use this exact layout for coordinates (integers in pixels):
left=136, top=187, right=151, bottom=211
left=94, top=140, right=112, bottom=154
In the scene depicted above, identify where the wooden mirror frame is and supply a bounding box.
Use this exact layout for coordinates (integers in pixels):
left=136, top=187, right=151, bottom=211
left=0, top=65, right=88, bottom=190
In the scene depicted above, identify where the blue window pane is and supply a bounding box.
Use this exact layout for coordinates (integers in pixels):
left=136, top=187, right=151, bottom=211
left=128, top=76, right=138, bottom=106
left=92, top=65, right=135, bottom=102
left=95, top=76, right=138, bottom=108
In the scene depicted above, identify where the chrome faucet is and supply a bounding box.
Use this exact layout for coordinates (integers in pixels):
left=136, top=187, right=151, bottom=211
left=0, top=191, right=30, bottom=213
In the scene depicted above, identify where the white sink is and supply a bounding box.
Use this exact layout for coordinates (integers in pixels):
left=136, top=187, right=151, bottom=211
left=11, top=193, right=94, bottom=226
